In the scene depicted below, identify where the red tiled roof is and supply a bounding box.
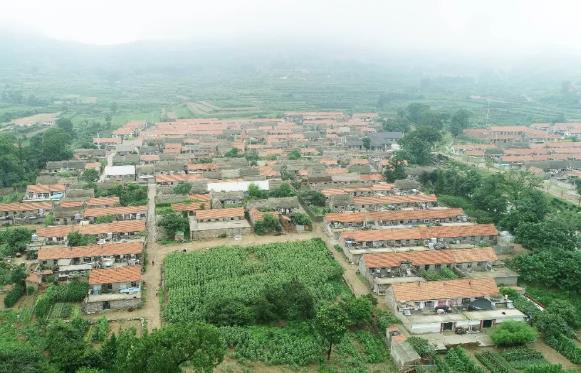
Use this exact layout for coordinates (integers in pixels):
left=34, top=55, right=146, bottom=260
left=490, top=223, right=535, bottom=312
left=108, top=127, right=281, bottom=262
left=37, top=220, right=145, bottom=238
left=196, top=207, right=244, bottom=220
left=171, top=202, right=206, bottom=212
left=391, top=278, right=499, bottom=302
left=186, top=163, right=217, bottom=171
left=362, top=247, right=497, bottom=269
left=26, top=184, right=65, bottom=194
left=89, top=266, right=142, bottom=285
left=353, top=195, right=437, bottom=205
left=84, top=205, right=147, bottom=218
left=86, top=197, right=120, bottom=207
left=38, top=241, right=144, bottom=260
left=0, top=202, right=53, bottom=213
left=341, top=224, right=498, bottom=242
left=155, top=174, right=202, bottom=183
left=93, top=137, right=121, bottom=144
left=325, top=208, right=465, bottom=223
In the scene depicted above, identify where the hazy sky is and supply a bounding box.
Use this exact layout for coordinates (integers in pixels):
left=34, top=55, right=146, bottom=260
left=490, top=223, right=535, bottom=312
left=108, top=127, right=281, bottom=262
left=2, top=0, right=581, bottom=56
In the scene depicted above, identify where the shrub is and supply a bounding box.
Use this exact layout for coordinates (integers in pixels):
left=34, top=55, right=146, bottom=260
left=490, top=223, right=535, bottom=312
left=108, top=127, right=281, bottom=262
left=524, top=363, right=577, bottom=373
left=3, top=283, right=25, bottom=308
left=475, top=351, right=513, bottom=373
left=491, top=321, right=538, bottom=347
left=445, top=347, right=483, bottom=373
left=291, top=212, right=311, bottom=226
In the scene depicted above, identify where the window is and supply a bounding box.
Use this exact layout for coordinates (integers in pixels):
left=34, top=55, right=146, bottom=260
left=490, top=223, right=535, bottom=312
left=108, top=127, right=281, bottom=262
left=435, top=264, right=442, bottom=270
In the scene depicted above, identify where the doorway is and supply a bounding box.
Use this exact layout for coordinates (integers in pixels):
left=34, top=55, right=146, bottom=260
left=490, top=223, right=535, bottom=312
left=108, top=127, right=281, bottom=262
left=441, top=322, right=454, bottom=332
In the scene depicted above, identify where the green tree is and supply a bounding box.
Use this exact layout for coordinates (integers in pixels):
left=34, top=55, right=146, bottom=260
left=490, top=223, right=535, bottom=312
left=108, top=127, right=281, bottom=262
left=300, top=190, right=326, bottom=207
left=0, top=135, right=25, bottom=187
left=56, top=118, right=74, bottom=134
left=95, top=215, right=115, bottom=224
left=67, top=232, right=96, bottom=247
left=341, top=296, right=373, bottom=327
left=383, top=159, right=407, bottom=182
left=115, top=323, right=225, bottom=373
left=45, top=320, right=91, bottom=373
left=269, top=182, right=295, bottom=198
left=449, top=109, right=471, bottom=136
left=288, top=150, right=301, bottom=160
left=157, top=212, right=189, bottom=239
left=362, top=137, right=371, bottom=150
left=0, top=342, right=50, bottom=373
left=248, top=183, right=268, bottom=199
left=290, top=212, right=311, bottom=226
left=253, top=214, right=281, bottom=235
left=173, top=182, right=192, bottom=195
left=225, top=148, right=240, bottom=157
left=490, top=321, right=537, bottom=347
left=314, top=303, right=349, bottom=360
left=206, top=298, right=254, bottom=326
left=80, top=169, right=99, bottom=183
left=405, top=103, right=431, bottom=124
left=399, top=126, right=442, bottom=165
left=545, top=300, right=580, bottom=329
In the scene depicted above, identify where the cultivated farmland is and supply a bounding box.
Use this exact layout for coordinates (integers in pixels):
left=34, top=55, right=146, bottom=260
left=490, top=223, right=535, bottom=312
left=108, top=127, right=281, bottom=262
left=163, top=238, right=345, bottom=323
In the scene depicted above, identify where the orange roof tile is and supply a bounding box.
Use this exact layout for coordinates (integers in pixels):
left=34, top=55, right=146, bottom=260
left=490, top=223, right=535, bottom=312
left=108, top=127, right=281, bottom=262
left=196, top=207, right=245, bottom=220
left=84, top=205, right=147, bottom=218
left=37, top=220, right=145, bottom=238
left=89, top=266, right=142, bottom=285
left=38, top=241, right=144, bottom=260
left=26, top=184, right=65, bottom=194
left=362, top=247, right=497, bottom=269
left=341, top=224, right=497, bottom=242
left=325, top=208, right=465, bottom=223
left=391, top=278, right=499, bottom=302
left=0, top=202, right=53, bottom=213
left=86, top=197, right=120, bottom=207
left=155, top=174, right=202, bottom=183
left=171, top=202, right=206, bottom=212
left=353, top=195, right=437, bottom=205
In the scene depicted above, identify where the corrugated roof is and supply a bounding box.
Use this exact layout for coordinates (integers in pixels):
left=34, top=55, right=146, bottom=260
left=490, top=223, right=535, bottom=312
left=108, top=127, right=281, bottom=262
left=341, top=224, right=497, bottom=241
left=391, top=278, right=499, bottom=302
left=38, top=241, right=144, bottom=260
left=362, top=247, right=497, bottom=269
left=89, top=266, right=142, bottom=285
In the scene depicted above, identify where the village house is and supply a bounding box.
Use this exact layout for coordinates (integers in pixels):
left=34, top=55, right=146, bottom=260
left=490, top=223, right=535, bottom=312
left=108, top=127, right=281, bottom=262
left=211, top=191, right=245, bottom=208
left=93, top=137, right=121, bottom=150
left=155, top=173, right=203, bottom=186
left=0, top=202, right=53, bottom=226
left=83, top=205, right=147, bottom=223
left=37, top=241, right=144, bottom=280
left=368, top=132, right=404, bottom=151
left=36, top=220, right=146, bottom=244
left=86, top=196, right=120, bottom=208
left=386, top=278, right=526, bottom=334
left=340, top=224, right=498, bottom=263
left=103, top=165, right=136, bottom=182
left=74, top=148, right=107, bottom=162
left=189, top=207, right=251, bottom=240
left=351, top=194, right=438, bottom=211
left=45, top=160, right=87, bottom=175
left=24, top=184, right=66, bottom=201
left=325, top=208, right=467, bottom=231
left=84, top=266, right=142, bottom=313
left=52, top=200, right=84, bottom=225
left=358, top=247, right=497, bottom=294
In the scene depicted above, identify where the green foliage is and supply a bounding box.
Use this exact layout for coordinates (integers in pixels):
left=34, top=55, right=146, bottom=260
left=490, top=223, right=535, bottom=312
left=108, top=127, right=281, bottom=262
left=362, top=137, right=370, bottom=150
left=449, top=109, right=471, bottom=136
left=0, top=342, right=50, bottom=373
left=300, top=190, right=327, bottom=207
left=80, top=169, right=99, bottom=183
left=288, top=149, right=301, bottom=160
left=248, top=183, right=268, bottom=199
left=398, top=126, right=442, bottom=165
left=315, top=302, right=349, bottom=360
left=0, top=227, right=32, bottom=256
left=254, top=278, right=315, bottom=323
left=45, top=319, right=91, bottom=373
left=220, top=323, right=322, bottom=366
left=173, top=181, right=192, bottom=195
left=95, top=215, right=115, bottom=224
left=96, top=183, right=147, bottom=206
left=500, top=347, right=548, bottom=370
left=44, top=213, right=54, bottom=226
left=544, top=334, right=581, bottom=364
left=444, top=347, right=483, bottom=373
left=157, top=212, right=188, bottom=240
left=269, top=182, right=295, bottom=197
left=4, top=283, right=25, bottom=308
left=225, top=148, right=241, bottom=157
left=92, top=317, right=109, bottom=342
left=113, top=323, right=225, bottom=373
left=383, top=158, right=407, bottom=182
left=253, top=213, right=281, bottom=235
left=290, top=212, right=311, bottom=226
left=524, top=364, right=577, bottom=373
left=375, top=308, right=401, bottom=330
left=163, top=239, right=344, bottom=324
left=341, top=296, right=373, bottom=328
left=34, top=281, right=89, bottom=318
left=420, top=267, right=458, bottom=281
left=67, top=231, right=96, bottom=247
left=490, top=321, right=537, bottom=347
left=407, top=336, right=436, bottom=358
left=475, top=351, right=513, bottom=373
left=514, top=217, right=579, bottom=251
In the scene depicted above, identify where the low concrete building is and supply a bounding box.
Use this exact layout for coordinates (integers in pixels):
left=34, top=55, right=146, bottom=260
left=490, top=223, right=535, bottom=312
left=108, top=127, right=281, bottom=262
left=359, top=247, right=497, bottom=294
left=103, top=165, right=136, bottom=182
left=84, top=266, right=142, bottom=313
left=386, top=278, right=526, bottom=334
left=24, top=184, right=66, bottom=201
left=83, top=205, right=147, bottom=223
left=0, top=202, right=53, bottom=226
left=189, top=207, right=251, bottom=240
left=36, top=220, right=146, bottom=244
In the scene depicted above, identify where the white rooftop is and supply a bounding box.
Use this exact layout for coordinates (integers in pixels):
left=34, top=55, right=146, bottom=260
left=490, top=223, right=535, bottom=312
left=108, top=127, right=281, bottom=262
left=104, top=165, right=136, bottom=176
